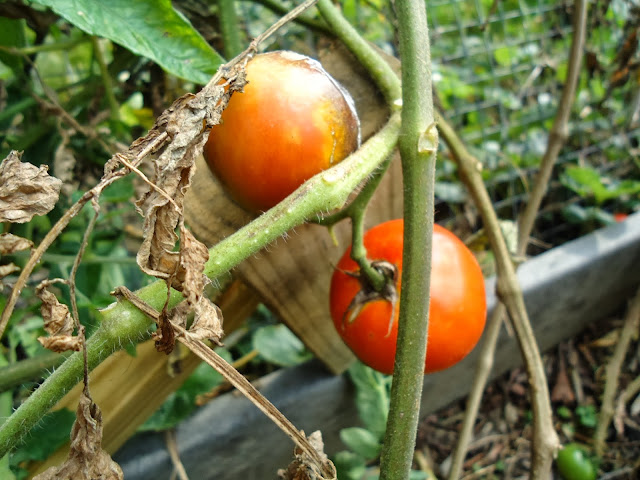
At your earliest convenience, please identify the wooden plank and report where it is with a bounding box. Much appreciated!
[183,42,401,374]
[115,213,640,479]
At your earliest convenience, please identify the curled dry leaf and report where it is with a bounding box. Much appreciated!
[134,81,240,282]
[179,225,209,306]
[36,284,82,353]
[0,150,62,223]
[0,263,20,280]
[33,390,123,480]
[188,296,224,344]
[0,232,33,254]
[278,431,336,480]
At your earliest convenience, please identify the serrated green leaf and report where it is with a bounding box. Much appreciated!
[347,362,391,439]
[333,450,367,480]
[32,0,224,83]
[340,427,381,460]
[253,324,312,367]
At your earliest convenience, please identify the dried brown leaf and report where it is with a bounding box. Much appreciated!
[153,303,184,354]
[0,232,33,254]
[38,335,82,353]
[33,390,123,480]
[0,263,20,280]
[278,431,336,480]
[551,352,575,404]
[0,150,62,223]
[189,296,224,344]
[179,225,209,306]
[134,68,246,283]
[36,285,81,353]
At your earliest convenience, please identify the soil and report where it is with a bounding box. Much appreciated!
[415,308,640,479]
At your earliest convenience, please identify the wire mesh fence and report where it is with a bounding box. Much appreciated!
[425,0,640,251]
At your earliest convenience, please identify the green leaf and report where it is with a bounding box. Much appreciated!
[0,18,26,75]
[140,349,231,431]
[32,0,224,83]
[493,46,516,67]
[253,325,312,367]
[576,405,597,429]
[340,427,381,460]
[562,166,640,204]
[347,362,391,439]
[333,450,367,480]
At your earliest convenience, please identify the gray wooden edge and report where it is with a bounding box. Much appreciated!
[114,213,640,479]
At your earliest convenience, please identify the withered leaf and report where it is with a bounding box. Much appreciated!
[135,69,246,283]
[189,296,224,344]
[37,285,81,353]
[153,304,181,355]
[278,431,336,480]
[33,390,123,480]
[0,263,20,279]
[0,150,62,223]
[0,232,33,255]
[179,225,209,306]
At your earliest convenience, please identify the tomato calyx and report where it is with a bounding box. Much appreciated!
[342,260,399,336]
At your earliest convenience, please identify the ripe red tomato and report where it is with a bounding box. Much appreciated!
[329,219,487,374]
[204,51,360,212]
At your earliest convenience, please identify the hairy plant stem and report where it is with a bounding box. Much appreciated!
[0,113,401,459]
[315,154,394,291]
[218,0,244,59]
[379,1,436,479]
[316,0,401,105]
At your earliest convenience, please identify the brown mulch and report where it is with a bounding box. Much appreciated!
[415,311,640,479]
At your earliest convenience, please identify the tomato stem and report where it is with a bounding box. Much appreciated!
[218,0,245,59]
[315,154,394,292]
[379,0,437,479]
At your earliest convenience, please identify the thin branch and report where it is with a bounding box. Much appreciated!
[593,286,640,456]
[517,0,588,254]
[448,1,588,477]
[165,430,190,480]
[438,116,559,480]
[316,0,401,105]
[175,324,336,478]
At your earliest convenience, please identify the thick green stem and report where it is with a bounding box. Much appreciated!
[91,37,120,122]
[218,0,244,59]
[0,352,69,393]
[380,1,436,479]
[316,0,401,105]
[0,113,401,458]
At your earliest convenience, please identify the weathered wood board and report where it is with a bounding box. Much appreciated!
[183,42,401,374]
[115,213,640,479]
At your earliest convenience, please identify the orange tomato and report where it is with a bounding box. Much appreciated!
[330,219,487,374]
[204,51,360,212]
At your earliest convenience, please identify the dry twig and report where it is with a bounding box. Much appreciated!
[447,1,588,478]
[594,286,640,456]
